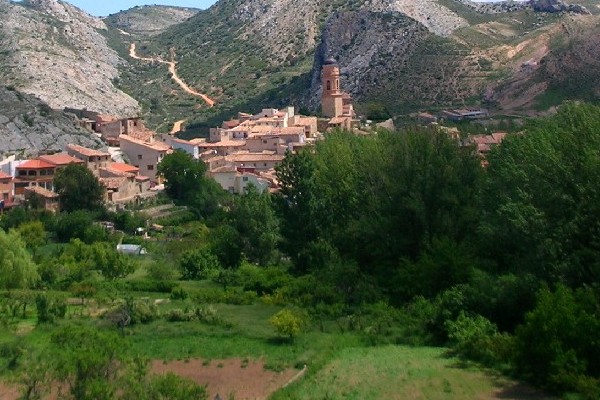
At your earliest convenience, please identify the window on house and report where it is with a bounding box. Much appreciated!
[242,177,249,182]
[3,193,8,200]
[147,165,154,171]
[264,163,267,167]
[40,170,46,176]
[138,155,143,160]
[28,171,36,176]
[18,170,26,176]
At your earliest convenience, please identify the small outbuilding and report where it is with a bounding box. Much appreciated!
[116,244,147,255]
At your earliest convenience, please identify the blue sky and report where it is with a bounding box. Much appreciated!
[63,1,218,16]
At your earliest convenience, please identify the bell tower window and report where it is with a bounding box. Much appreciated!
[326,81,331,91]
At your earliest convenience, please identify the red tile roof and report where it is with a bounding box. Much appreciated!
[0,171,11,179]
[39,153,84,166]
[17,159,55,169]
[109,163,139,174]
[67,144,111,158]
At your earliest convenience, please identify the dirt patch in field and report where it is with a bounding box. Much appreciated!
[151,358,299,400]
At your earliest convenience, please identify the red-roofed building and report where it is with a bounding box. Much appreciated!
[24,186,60,213]
[66,144,112,174]
[39,153,85,168]
[14,159,56,195]
[108,162,140,175]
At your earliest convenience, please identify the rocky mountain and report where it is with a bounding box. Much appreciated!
[0,0,139,117]
[115,0,599,125]
[0,86,104,157]
[104,5,199,36]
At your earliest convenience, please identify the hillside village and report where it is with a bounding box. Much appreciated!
[0,57,506,214]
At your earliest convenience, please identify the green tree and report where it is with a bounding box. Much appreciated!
[0,229,39,289]
[480,103,600,286]
[179,248,220,280]
[54,163,105,212]
[157,150,206,201]
[16,221,47,250]
[231,186,280,265]
[515,285,600,397]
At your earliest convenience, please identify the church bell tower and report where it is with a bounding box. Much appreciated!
[321,57,344,118]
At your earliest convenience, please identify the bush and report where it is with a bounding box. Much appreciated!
[170,286,188,300]
[269,308,306,341]
[446,311,513,366]
[35,293,67,324]
[179,248,220,280]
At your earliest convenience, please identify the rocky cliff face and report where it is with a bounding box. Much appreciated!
[0,0,139,117]
[0,86,104,157]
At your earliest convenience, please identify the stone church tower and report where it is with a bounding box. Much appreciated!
[321,57,344,118]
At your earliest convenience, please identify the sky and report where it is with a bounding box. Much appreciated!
[26,0,518,18]
[61,1,218,17]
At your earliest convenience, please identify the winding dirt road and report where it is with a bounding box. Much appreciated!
[129,43,215,107]
[171,119,185,133]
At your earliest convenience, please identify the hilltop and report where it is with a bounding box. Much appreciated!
[0,0,139,117]
[104,5,200,36]
[114,0,600,128]
[0,86,104,157]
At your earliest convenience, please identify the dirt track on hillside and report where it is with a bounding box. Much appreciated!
[129,43,215,107]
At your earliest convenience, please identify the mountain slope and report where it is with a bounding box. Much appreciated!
[0,86,104,157]
[0,0,139,117]
[104,5,200,36]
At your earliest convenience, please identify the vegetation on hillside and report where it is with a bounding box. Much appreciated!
[1,103,600,398]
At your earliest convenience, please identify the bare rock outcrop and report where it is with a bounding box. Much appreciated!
[0,87,105,157]
[0,0,139,118]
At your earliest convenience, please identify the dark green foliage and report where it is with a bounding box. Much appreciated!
[54,211,95,243]
[230,187,280,265]
[480,103,600,286]
[54,163,105,213]
[35,293,67,324]
[515,285,600,397]
[179,248,220,280]
[158,151,225,218]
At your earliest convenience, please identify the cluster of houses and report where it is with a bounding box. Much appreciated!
[0,57,506,214]
[0,59,361,212]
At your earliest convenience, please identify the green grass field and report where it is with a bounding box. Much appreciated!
[273,345,551,400]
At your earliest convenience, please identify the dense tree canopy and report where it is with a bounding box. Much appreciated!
[54,163,105,212]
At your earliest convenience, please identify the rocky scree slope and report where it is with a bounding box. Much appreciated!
[0,86,105,157]
[103,5,200,36]
[0,0,139,117]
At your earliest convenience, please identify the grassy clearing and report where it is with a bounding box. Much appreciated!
[273,345,548,400]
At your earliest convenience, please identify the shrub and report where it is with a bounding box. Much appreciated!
[446,311,513,366]
[170,286,188,300]
[179,248,220,280]
[269,308,306,341]
[35,293,67,324]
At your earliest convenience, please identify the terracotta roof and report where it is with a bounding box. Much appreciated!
[39,153,84,166]
[328,117,350,125]
[119,135,171,151]
[100,167,134,179]
[17,159,55,169]
[222,120,240,129]
[24,186,58,198]
[67,144,111,158]
[109,163,139,174]
[225,153,285,163]
[0,171,12,179]
[210,166,238,173]
[197,140,246,148]
[135,175,150,182]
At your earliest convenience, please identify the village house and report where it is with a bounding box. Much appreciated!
[469,132,508,156]
[66,144,112,174]
[0,170,14,208]
[98,167,151,204]
[14,159,56,195]
[24,186,60,213]
[119,134,171,183]
[209,166,271,195]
